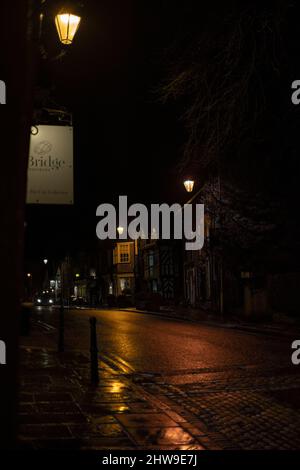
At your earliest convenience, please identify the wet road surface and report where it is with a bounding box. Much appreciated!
[34,307,295,379]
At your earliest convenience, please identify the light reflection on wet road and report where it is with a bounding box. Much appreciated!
[34,307,294,379]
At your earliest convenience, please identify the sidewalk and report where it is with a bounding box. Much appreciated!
[18,320,210,450]
[119,307,300,338]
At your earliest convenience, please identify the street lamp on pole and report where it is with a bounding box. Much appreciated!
[26,273,33,301]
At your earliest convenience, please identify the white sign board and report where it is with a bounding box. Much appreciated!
[26,125,74,205]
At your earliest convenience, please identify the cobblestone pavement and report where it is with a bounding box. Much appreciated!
[141,365,300,450]
[18,344,208,450]
[18,310,300,450]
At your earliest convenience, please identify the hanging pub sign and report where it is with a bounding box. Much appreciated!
[26,125,74,205]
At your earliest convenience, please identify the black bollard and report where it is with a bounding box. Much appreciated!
[58,299,64,353]
[89,316,99,385]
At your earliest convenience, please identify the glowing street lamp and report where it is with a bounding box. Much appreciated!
[55,9,81,45]
[27,273,32,278]
[183,179,195,193]
[43,259,48,265]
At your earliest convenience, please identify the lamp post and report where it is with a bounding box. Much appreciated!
[182,175,224,317]
[58,260,65,352]
[26,273,33,301]
[42,258,49,291]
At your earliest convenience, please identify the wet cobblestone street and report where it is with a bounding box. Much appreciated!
[18,307,300,450]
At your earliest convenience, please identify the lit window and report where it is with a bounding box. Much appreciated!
[152,279,158,293]
[120,278,131,292]
[120,253,129,263]
[119,244,130,263]
[148,252,155,276]
[113,243,131,264]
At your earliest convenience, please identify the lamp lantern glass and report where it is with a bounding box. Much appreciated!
[183,179,195,193]
[55,10,81,45]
